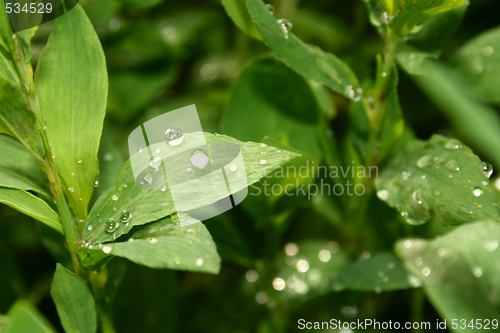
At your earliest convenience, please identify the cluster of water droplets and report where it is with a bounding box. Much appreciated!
[460,45,495,75]
[265,3,293,39]
[345,85,363,102]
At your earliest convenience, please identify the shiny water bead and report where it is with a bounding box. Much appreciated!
[165,127,184,146]
[149,156,162,169]
[119,210,132,223]
[105,219,118,233]
[190,149,210,168]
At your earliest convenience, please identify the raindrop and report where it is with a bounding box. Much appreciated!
[161,185,167,192]
[187,167,192,172]
[277,18,292,38]
[148,238,158,244]
[414,257,423,266]
[93,179,101,187]
[123,183,128,188]
[472,266,483,278]
[165,127,184,146]
[381,72,387,77]
[78,160,82,164]
[404,240,412,248]
[407,275,421,287]
[138,147,145,153]
[143,173,153,184]
[438,248,446,257]
[483,240,499,252]
[265,3,274,14]
[376,189,389,201]
[119,210,132,223]
[195,258,204,267]
[228,164,238,172]
[156,148,160,154]
[416,154,433,168]
[345,85,362,102]
[422,267,431,277]
[481,161,493,178]
[175,259,180,265]
[68,187,74,192]
[296,260,309,273]
[285,243,298,256]
[272,278,285,291]
[245,270,258,283]
[255,292,268,304]
[102,245,112,254]
[87,225,93,231]
[445,160,461,172]
[190,149,210,168]
[459,206,473,216]
[318,250,331,262]
[111,195,119,201]
[149,156,162,169]
[472,187,483,197]
[105,219,118,233]
[259,143,268,148]
[444,139,462,150]
[361,251,371,259]
[259,159,268,166]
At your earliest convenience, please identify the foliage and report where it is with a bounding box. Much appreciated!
[0,0,500,332]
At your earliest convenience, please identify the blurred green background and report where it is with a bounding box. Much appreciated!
[1,0,500,332]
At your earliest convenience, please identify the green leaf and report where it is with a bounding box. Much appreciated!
[388,0,466,37]
[376,135,500,226]
[80,216,221,274]
[395,221,500,327]
[83,132,300,244]
[0,77,43,160]
[0,0,14,51]
[246,0,359,98]
[4,301,56,333]
[413,60,500,169]
[222,0,261,39]
[452,26,500,103]
[0,188,62,233]
[36,4,107,220]
[51,264,97,333]
[333,252,414,293]
[0,134,50,197]
[221,55,322,160]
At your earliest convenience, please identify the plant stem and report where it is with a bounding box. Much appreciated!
[89,268,116,333]
[12,35,80,256]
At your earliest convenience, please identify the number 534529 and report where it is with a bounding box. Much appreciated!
[5,2,53,14]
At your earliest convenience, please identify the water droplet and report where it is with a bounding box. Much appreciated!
[408,275,421,287]
[272,278,285,291]
[381,72,387,77]
[245,270,258,283]
[404,240,412,248]
[285,243,298,256]
[119,210,132,223]
[445,160,460,172]
[483,240,499,252]
[175,259,180,265]
[111,195,119,201]
[481,161,493,178]
[265,3,274,14]
[414,257,423,266]
[417,154,433,168]
[161,185,167,192]
[318,250,331,262]
[422,267,431,277]
[149,156,162,169]
[472,187,483,197]
[190,149,210,168]
[143,173,153,184]
[87,225,93,231]
[277,18,292,38]
[138,147,145,153]
[472,266,483,278]
[105,219,118,233]
[102,245,112,254]
[438,248,446,257]
[459,206,473,216]
[259,143,267,149]
[148,238,158,244]
[482,181,488,186]
[165,127,184,146]
[444,139,462,150]
[123,183,128,188]
[227,163,238,172]
[155,148,160,154]
[259,159,268,166]
[68,187,74,192]
[93,179,101,187]
[195,258,204,267]
[377,189,390,201]
[482,46,494,57]
[361,251,371,259]
[345,85,362,102]
[78,160,82,164]
[255,292,268,304]
[296,259,309,273]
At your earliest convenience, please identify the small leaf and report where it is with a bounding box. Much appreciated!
[0,76,44,160]
[36,4,108,221]
[0,134,50,197]
[83,132,300,244]
[80,216,221,274]
[333,253,414,293]
[395,221,500,326]
[0,188,62,233]
[222,0,261,39]
[376,135,500,226]
[221,55,322,160]
[452,26,500,103]
[4,300,56,333]
[246,0,359,98]
[389,0,466,37]
[51,264,97,333]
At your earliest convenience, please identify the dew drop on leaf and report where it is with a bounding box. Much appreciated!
[472,266,483,278]
[445,160,461,172]
[259,159,268,166]
[245,270,258,283]
[102,245,112,254]
[296,259,309,273]
[148,238,158,244]
[483,240,499,252]
[190,149,209,168]
[318,250,331,262]
[149,156,162,169]
[138,147,145,153]
[143,172,153,184]
[228,164,238,172]
[422,267,431,277]
[105,219,118,233]
[165,127,184,146]
[376,189,389,201]
[119,210,132,223]
[481,161,493,178]
[276,18,292,38]
[272,278,285,291]
[472,187,483,197]
[444,139,462,150]
[416,154,433,168]
[265,3,274,14]
[111,195,118,201]
[196,258,204,267]
[93,179,101,187]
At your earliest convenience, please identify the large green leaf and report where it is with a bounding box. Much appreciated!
[83,132,300,244]
[0,0,14,52]
[0,135,50,197]
[51,264,97,333]
[36,5,107,221]
[395,221,500,328]
[246,0,360,98]
[222,0,261,40]
[396,1,469,75]
[0,188,62,233]
[79,216,220,273]
[0,77,43,159]
[332,252,414,293]
[221,56,321,160]
[413,60,500,169]
[4,301,56,333]
[388,0,466,37]
[452,26,500,103]
[376,135,500,226]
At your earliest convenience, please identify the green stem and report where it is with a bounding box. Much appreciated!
[89,268,116,333]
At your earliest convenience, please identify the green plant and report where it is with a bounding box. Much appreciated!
[1,0,500,332]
